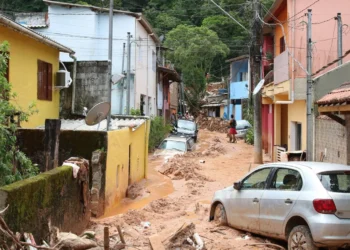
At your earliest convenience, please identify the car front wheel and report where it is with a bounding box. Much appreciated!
[288,225,318,250]
[213,203,227,226]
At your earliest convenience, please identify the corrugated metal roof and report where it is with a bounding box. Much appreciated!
[15,13,48,28]
[0,14,74,54]
[317,82,350,105]
[36,118,145,131]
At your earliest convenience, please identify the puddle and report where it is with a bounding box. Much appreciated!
[102,156,174,218]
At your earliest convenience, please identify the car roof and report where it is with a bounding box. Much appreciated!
[260,161,350,173]
[178,119,196,123]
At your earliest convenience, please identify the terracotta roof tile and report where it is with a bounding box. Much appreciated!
[317,82,350,105]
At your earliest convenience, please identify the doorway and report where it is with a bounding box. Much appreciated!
[291,122,302,151]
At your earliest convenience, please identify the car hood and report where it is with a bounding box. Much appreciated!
[154,149,185,159]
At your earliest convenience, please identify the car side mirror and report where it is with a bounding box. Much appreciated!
[233,182,242,190]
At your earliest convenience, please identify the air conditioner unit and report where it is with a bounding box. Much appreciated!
[55,70,72,89]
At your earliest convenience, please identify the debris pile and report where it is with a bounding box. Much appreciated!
[164,223,205,250]
[126,181,148,200]
[159,158,210,182]
[197,115,229,133]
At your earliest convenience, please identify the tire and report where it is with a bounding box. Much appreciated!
[213,203,227,226]
[194,136,197,143]
[288,225,318,250]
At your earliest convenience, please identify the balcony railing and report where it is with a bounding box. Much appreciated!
[274,51,289,84]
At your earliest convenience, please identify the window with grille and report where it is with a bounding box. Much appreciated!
[37,60,52,101]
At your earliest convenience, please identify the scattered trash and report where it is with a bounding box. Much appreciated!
[243,235,251,240]
[141,221,151,229]
[164,223,206,249]
[199,160,205,163]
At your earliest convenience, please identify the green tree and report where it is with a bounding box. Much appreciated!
[164,25,229,114]
[0,42,38,186]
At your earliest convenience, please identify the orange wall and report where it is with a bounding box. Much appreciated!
[274,5,288,57]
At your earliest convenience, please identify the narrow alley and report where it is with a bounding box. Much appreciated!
[90,130,279,250]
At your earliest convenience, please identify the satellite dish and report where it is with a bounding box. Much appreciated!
[253,79,265,95]
[85,102,111,130]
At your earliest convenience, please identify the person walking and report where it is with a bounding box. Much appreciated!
[228,114,237,143]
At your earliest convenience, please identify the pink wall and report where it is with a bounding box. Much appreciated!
[287,0,350,78]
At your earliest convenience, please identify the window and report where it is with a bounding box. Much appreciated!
[318,171,350,193]
[242,168,271,190]
[280,36,285,53]
[37,60,53,101]
[269,168,303,191]
[239,72,248,81]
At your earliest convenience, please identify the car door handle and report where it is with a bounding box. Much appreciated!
[253,198,259,203]
[285,199,293,205]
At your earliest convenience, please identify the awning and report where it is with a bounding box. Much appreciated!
[201,103,223,108]
[158,66,181,82]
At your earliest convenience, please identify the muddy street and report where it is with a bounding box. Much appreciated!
[90,130,278,250]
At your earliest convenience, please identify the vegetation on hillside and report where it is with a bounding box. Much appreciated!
[0,42,39,186]
[0,0,274,116]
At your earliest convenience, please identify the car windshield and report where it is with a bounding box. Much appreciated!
[236,120,251,130]
[178,120,196,131]
[318,171,350,193]
[159,140,186,152]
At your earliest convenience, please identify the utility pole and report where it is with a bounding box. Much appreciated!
[119,43,126,114]
[126,32,132,115]
[336,13,343,66]
[106,0,113,130]
[306,9,313,161]
[251,0,263,164]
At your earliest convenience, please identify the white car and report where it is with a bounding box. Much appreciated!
[154,135,195,160]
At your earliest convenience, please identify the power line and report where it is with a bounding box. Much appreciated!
[287,0,321,22]
[312,48,350,76]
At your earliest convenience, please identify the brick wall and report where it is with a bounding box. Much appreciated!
[315,116,346,164]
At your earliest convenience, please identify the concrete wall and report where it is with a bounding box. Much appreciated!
[60,61,109,117]
[169,82,179,111]
[104,120,149,212]
[288,100,307,151]
[16,129,107,173]
[0,25,60,128]
[315,116,347,164]
[0,166,90,242]
[314,61,350,102]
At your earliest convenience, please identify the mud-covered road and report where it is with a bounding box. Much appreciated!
[90,130,281,250]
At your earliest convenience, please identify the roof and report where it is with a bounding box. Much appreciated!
[36,118,145,131]
[201,102,226,108]
[164,136,188,142]
[225,55,249,63]
[43,0,160,44]
[14,13,48,28]
[259,162,350,173]
[263,0,286,23]
[317,82,350,105]
[158,66,181,82]
[0,14,74,53]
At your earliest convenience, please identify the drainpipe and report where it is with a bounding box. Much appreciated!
[69,53,77,114]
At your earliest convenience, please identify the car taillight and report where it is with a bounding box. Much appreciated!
[313,199,337,214]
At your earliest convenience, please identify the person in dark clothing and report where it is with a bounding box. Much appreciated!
[228,114,237,143]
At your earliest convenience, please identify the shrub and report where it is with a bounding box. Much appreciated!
[130,108,141,116]
[0,42,39,186]
[245,127,254,145]
[243,100,254,145]
[148,116,171,151]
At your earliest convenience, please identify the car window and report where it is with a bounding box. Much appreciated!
[241,168,271,190]
[318,171,350,193]
[178,120,196,131]
[269,168,303,191]
[236,120,251,130]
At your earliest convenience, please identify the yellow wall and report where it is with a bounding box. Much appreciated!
[288,100,307,151]
[274,4,288,57]
[105,121,149,210]
[0,26,60,128]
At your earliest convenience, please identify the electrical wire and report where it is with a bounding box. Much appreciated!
[287,0,321,22]
[256,13,309,75]
[326,20,337,62]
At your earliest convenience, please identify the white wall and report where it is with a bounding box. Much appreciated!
[134,21,157,116]
[37,5,156,115]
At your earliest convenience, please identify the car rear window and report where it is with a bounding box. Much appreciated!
[318,171,350,193]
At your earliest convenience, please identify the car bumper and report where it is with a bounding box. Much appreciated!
[309,214,350,247]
